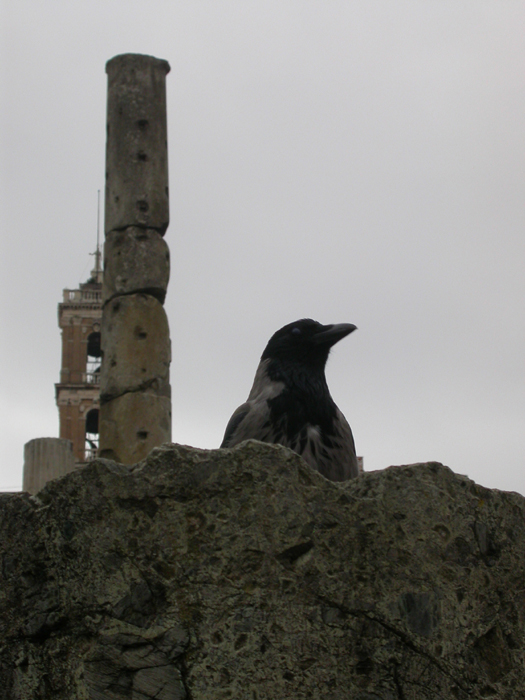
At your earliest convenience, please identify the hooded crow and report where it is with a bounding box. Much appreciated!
[220,318,359,481]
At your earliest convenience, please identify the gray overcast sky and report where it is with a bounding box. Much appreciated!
[1,1,524,494]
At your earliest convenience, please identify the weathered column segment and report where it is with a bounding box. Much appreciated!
[23,438,76,494]
[99,54,172,464]
[103,227,170,304]
[104,54,170,234]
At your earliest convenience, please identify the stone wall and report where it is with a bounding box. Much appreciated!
[1,441,524,698]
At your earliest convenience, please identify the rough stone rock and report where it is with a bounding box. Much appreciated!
[103,227,170,304]
[98,392,171,464]
[105,54,170,234]
[1,441,524,699]
[100,293,170,404]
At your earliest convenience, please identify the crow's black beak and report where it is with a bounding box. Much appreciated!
[313,323,357,347]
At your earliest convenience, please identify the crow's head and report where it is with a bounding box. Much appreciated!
[261,318,356,370]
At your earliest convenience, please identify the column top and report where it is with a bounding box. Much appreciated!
[106,53,171,76]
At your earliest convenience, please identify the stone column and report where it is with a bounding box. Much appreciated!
[99,54,172,465]
[23,438,76,494]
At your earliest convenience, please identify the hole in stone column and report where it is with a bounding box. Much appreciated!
[114,195,120,203]
[137,430,148,440]
[134,327,147,339]
[137,119,149,130]
[137,200,149,212]
[137,151,148,162]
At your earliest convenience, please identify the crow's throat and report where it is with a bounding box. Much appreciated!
[266,360,337,440]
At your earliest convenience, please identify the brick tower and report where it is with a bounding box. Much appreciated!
[55,250,103,463]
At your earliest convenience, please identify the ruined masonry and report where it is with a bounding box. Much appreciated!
[2,443,525,698]
[99,54,172,464]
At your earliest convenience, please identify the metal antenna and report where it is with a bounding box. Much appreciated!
[89,190,102,276]
[95,189,101,273]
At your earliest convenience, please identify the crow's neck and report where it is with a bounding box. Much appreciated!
[266,358,336,435]
[266,358,328,395]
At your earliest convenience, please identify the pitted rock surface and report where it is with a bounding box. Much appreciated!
[100,293,171,403]
[0,441,524,699]
[105,53,170,235]
[102,227,170,305]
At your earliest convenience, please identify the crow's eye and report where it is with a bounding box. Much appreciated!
[291,327,301,336]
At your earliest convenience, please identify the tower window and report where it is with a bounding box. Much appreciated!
[85,408,99,461]
[87,332,101,358]
[86,332,101,384]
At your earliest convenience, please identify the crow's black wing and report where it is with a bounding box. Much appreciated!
[315,407,359,481]
[220,404,250,448]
